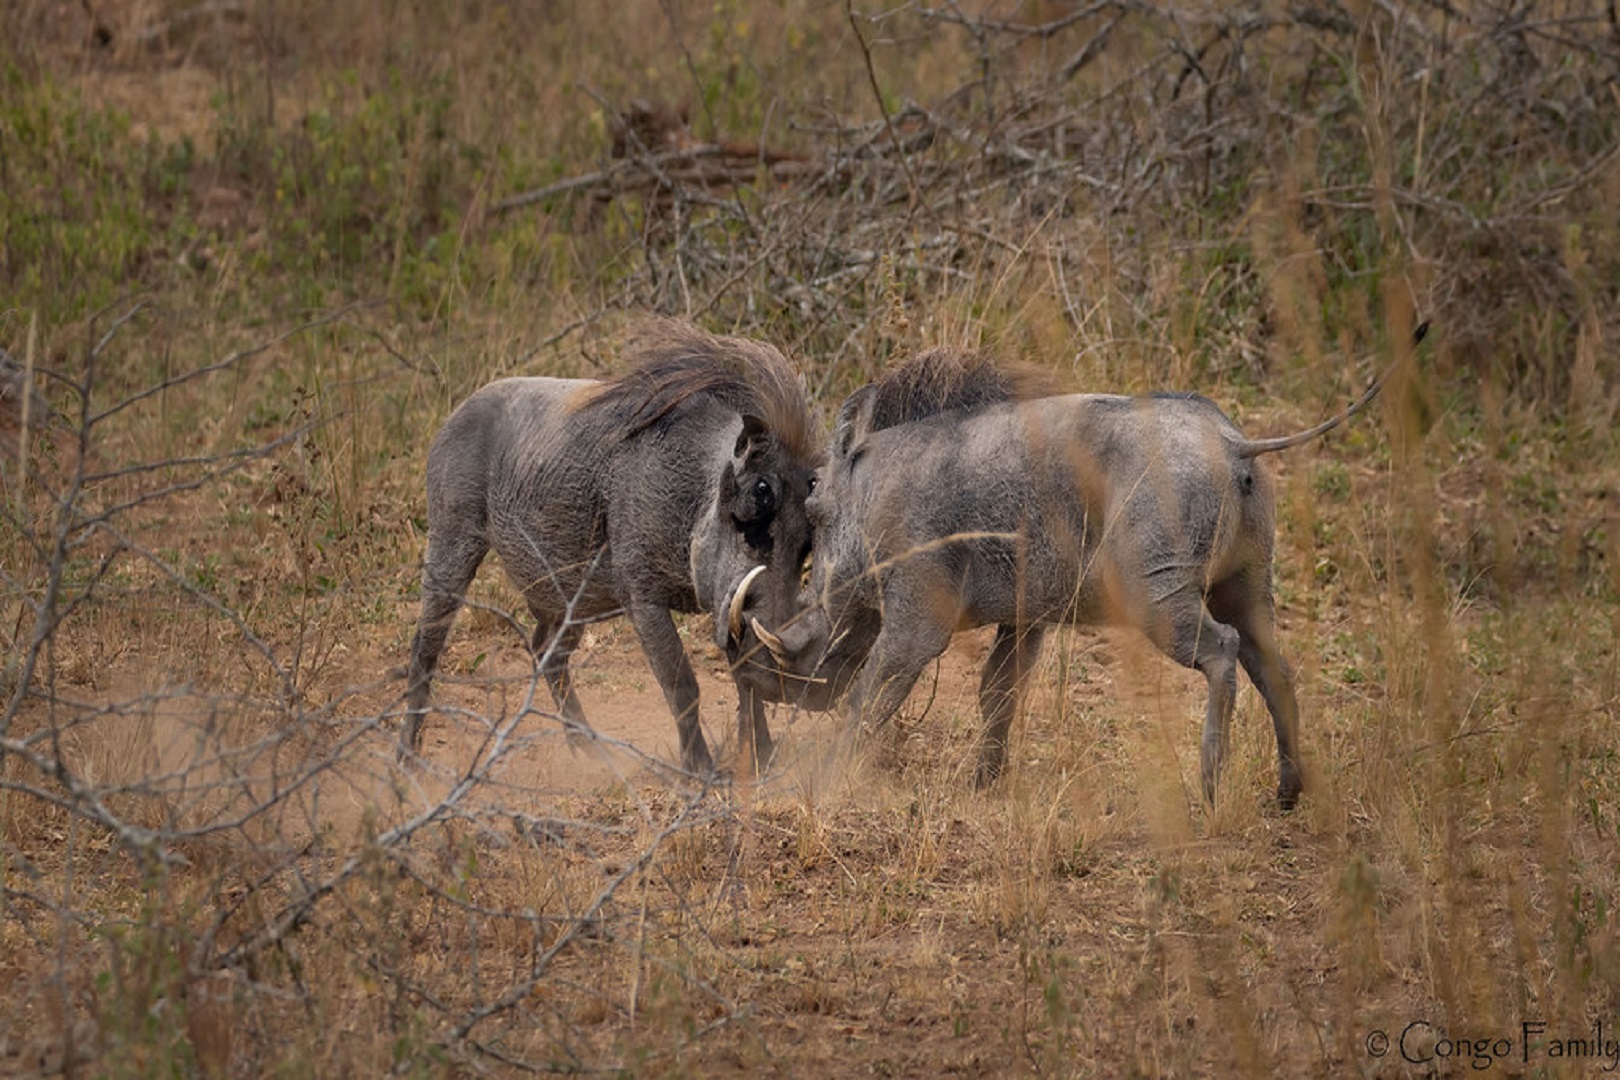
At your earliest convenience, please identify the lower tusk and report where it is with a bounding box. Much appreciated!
[749,616,789,663]
[728,564,766,641]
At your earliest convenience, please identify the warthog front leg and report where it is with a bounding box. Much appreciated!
[626,600,715,775]
[974,623,1047,788]
[840,605,954,763]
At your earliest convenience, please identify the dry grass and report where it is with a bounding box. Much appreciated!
[1,0,1618,1075]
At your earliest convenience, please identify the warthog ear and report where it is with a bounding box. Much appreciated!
[734,413,770,461]
[833,385,876,460]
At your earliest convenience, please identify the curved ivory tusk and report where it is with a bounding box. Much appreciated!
[749,616,789,664]
[728,564,766,640]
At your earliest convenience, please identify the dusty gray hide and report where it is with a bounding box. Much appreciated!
[404,321,821,775]
[740,331,1423,808]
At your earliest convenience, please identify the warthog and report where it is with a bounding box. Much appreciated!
[404,321,821,774]
[737,332,1424,808]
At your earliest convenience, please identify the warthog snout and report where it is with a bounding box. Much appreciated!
[726,592,870,715]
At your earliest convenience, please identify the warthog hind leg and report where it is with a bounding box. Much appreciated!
[531,614,590,750]
[974,623,1046,788]
[1153,606,1241,806]
[1208,577,1302,809]
[404,531,490,755]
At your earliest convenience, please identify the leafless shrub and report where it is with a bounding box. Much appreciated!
[488,1,1615,412]
[0,304,765,1074]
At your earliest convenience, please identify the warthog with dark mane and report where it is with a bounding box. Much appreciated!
[404,321,821,774]
[737,330,1424,808]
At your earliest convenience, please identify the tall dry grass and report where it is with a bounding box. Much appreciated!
[0,0,1616,1074]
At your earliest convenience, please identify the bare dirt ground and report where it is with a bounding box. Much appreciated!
[5,412,1591,1077]
[406,614,1129,804]
[358,612,1374,1077]
[6,556,1451,1077]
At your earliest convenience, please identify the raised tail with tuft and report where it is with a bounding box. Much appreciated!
[1232,320,1429,460]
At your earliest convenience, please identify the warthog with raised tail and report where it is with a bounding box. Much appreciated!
[404,320,821,774]
[737,329,1424,808]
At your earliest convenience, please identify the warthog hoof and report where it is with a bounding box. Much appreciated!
[561,720,596,757]
[1277,769,1303,812]
[972,748,1007,790]
[683,740,717,777]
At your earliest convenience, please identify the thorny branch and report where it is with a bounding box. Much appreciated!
[480,0,1615,394]
[2,296,746,1069]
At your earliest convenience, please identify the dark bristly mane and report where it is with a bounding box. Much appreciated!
[581,319,819,461]
[863,347,1053,433]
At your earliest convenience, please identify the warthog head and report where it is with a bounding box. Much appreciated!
[593,323,826,715]
[719,491,857,715]
[695,411,820,660]
[721,407,872,711]
[729,350,1039,711]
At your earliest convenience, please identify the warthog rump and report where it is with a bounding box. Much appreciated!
[741,329,1425,808]
[404,320,821,775]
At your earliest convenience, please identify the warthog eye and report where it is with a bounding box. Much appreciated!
[807,475,817,495]
[734,477,777,555]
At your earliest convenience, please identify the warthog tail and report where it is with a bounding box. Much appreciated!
[1231,320,1429,459]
